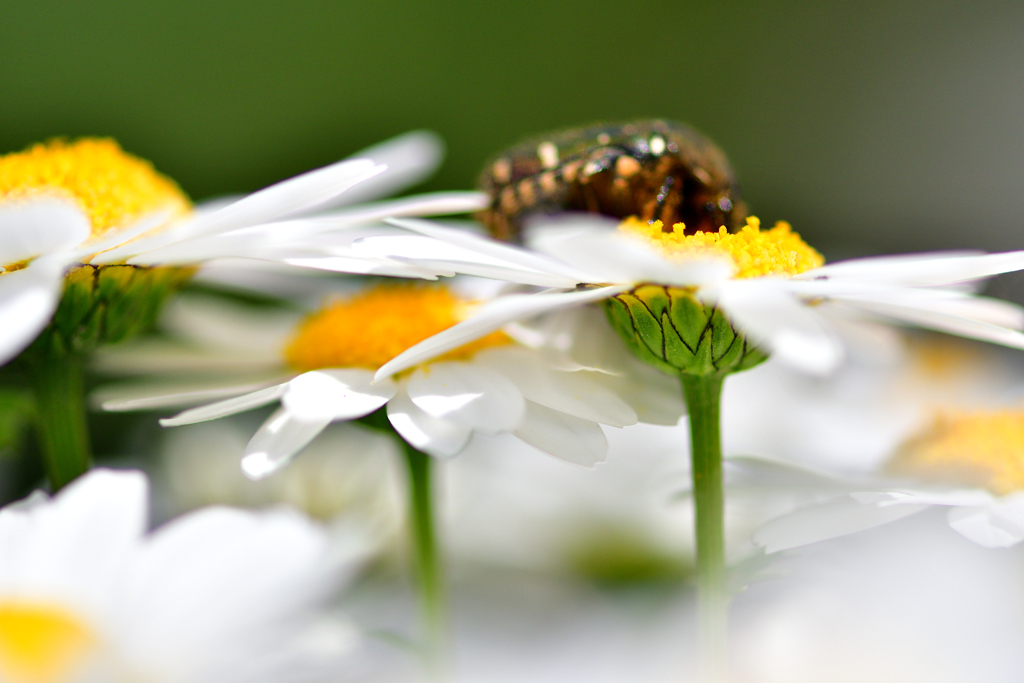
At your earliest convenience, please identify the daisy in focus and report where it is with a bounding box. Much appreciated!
[0,468,366,683]
[0,132,485,491]
[94,280,682,478]
[92,277,681,678]
[349,209,1024,680]
[351,215,1024,379]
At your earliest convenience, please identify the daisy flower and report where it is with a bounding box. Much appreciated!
[346,212,1024,679]
[0,468,368,683]
[94,278,681,678]
[95,281,680,477]
[354,215,1024,379]
[0,132,482,365]
[0,132,485,489]
[755,407,1024,552]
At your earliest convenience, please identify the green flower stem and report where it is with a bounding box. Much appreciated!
[25,351,93,490]
[401,442,450,681]
[681,373,728,683]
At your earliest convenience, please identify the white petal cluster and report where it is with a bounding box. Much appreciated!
[711,340,1024,550]
[0,132,488,365]
[96,287,683,478]
[755,473,1024,551]
[351,217,1024,378]
[0,469,364,683]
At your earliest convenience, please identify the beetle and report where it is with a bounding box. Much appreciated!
[476,119,746,242]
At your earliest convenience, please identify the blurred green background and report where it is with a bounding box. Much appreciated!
[4,0,1024,259]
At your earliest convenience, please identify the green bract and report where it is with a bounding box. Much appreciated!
[604,284,766,377]
[26,264,195,358]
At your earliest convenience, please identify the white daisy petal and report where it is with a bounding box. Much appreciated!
[269,192,490,241]
[172,159,387,237]
[0,199,90,264]
[850,488,995,508]
[374,285,629,380]
[513,400,608,467]
[839,296,1024,350]
[120,229,283,267]
[475,347,638,427]
[711,278,844,375]
[947,496,1024,548]
[143,194,491,268]
[356,237,580,287]
[798,250,1024,286]
[405,361,525,433]
[326,130,446,207]
[95,378,285,412]
[386,388,471,458]
[322,191,489,224]
[789,279,1024,328]
[382,218,593,283]
[0,258,65,364]
[592,363,686,426]
[754,496,930,553]
[274,253,444,279]
[82,207,178,263]
[282,369,396,422]
[889,294,1024,329]
[123,503,333,628]
[160,384,289,427]
[111,160,386,265]
[528,223,733,287]
[92,341,282,376]
[0,469,148,601]
[241,407,333,480]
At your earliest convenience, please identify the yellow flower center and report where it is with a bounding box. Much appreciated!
[0,138,190,238]
[284,284,511,372]
[0,603,95,683]
[889,410,1024,495]
[618,216,824,278]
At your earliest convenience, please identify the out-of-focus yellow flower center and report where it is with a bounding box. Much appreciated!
[0,138,190,238]
[285,284,511,372]
[890,410,1024,495]
[618,216,824,278]
[0,603,95,683]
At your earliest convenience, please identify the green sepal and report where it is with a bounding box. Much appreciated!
[603,285,767,377]
[27,264,195,357]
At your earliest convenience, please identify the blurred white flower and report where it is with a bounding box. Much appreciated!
[734,511,1024,683]
[350,215,1024,378]
[0,133,485,363]
[718,334,1024,550]
[0,468,367,683]
[157,418,403,534]
[444,423,804,581]
[94,280,681,478]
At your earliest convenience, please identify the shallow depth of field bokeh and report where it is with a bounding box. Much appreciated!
[5,3,1024,681]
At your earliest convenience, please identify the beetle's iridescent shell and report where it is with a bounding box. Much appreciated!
[477,119,746,242]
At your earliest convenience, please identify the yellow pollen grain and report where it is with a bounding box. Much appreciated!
[284,284,511,372]
[0,138,190,238]
[0,603,95,683]
[619,216,824,278]
[889,409,1024,495]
